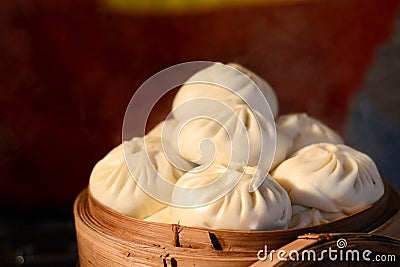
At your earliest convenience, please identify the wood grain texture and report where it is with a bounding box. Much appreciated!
[74,181,400,266]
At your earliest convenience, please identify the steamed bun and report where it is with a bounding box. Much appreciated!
[227,63,279,118]
[289,205,346,229]
[145,206,172,224]
[272,143,384,214]
[271,127,293,169]
[273,113,343,167]
[169,163,292,230]
[147,118,178,139]
[89,136,191,219]
[172,62,278,121]
[173,102,276,170]
[170,62,278,171]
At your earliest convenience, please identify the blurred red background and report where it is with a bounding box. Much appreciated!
[0,0,399,208]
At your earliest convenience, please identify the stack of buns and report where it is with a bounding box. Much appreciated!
[89,62,384,231]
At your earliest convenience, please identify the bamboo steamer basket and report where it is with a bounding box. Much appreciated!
[74,181,400,267]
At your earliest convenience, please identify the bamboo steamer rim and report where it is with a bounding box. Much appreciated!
[74,190,261,266]
[77,179,399,252]
[74,180,400,266]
